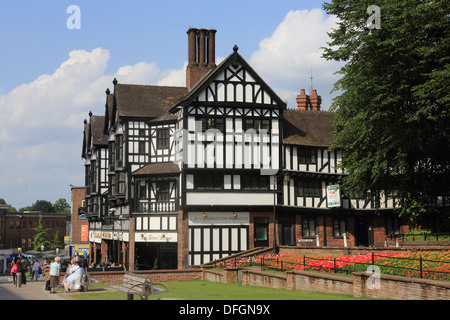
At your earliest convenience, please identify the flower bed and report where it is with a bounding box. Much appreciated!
[356,251,450,281]
[216,251,450,281]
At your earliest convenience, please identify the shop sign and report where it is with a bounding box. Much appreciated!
[81,225,88,242]
[188,212,249,226]
[327,185,341,208]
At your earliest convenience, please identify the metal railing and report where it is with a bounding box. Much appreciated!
[216,253,450,282]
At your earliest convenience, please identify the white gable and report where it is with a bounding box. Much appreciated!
[195,62,277,106]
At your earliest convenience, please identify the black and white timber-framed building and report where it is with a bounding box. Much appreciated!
[80,28,447,270]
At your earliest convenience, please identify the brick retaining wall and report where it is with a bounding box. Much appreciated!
[287,270,353,295]
[237,268,449,300]
[353,272,450,300]
[45,269,203,285]
[44,266,450,300]
[242,269,287,290]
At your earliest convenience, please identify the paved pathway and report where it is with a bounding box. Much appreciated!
[0,275,66,300]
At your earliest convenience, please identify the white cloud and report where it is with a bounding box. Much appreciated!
[0,47,187,207]
[157,61,187,87]
[0,48,189,138]
[0,8,343,207]
[0,48,111,132]
[250,8,343,109]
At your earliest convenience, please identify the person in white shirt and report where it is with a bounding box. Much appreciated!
[63,259,85,292]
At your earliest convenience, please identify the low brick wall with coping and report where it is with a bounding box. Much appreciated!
[353,272,450,300]
[44,268,203,285]
[44,266,450,299]
[217,268,450,300]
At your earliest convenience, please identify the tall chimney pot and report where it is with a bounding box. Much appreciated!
[310,90,322,111]
[296,89,310,111]
[186,27,217,90]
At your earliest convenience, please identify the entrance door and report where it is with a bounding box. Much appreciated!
[159,245,178,269]
[355,216,371,246]
[254,217,269,247]
[279,217,295,246]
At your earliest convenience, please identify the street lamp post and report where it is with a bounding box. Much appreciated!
[16,215,23,253]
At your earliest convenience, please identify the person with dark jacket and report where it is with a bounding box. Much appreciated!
[19,258,27,284]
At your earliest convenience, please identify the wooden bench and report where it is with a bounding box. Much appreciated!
[109,273,168,300]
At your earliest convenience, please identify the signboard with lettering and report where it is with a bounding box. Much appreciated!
[188,212,249,226]
[64,236,71,245]
[81,225,88,242]
[327,185,341,208]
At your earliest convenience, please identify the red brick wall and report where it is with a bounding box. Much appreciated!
[70,187,87,244]
[45,269,203,285]
[353,272,450,300]
[240,268,450,300]
[177,209,189,269]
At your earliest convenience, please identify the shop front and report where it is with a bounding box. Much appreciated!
[135,231,177,269]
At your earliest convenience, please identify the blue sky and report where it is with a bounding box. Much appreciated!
[0,1,343,210]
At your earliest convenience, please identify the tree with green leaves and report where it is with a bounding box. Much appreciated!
[49,231,62,250]
[322,0,450,223]
[32,216,50,251]
[32,200,54,213]
[53,198,71,214]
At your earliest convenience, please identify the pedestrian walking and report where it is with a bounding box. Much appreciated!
[32,260,41,281]
[10,260,19,285]
[19,257,27,285]
[49,257,61,294]
[41,260,49,277]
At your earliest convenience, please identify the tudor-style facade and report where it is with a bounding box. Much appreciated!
[172,40,286,266]
[82,113,109,223]
[280,91,406,248]
[81,27,439,271]
[95,82,187,269]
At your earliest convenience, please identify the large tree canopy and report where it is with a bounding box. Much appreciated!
[322,0,450,222]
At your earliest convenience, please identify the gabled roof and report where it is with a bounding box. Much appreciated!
[114,84,187,119]
[170,46,287,111]
[132,162,180,176]
[82,114,108,159]
[81,119,90,159]
[149,112,177,124]
[283,109,335,147]
[90,115,108,146]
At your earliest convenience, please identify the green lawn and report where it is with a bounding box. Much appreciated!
[66,280,382,300]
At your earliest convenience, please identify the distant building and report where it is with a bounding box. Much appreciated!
[0,205,68,272]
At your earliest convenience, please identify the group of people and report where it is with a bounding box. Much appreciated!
[48,257,85,294]
[10,257,47,285]
[9,256,86,294]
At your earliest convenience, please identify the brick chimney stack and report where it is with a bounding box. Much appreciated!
[296,89,311,111]
[310,89,322,111]
[296,89,321,111]
[186,28,217,90]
